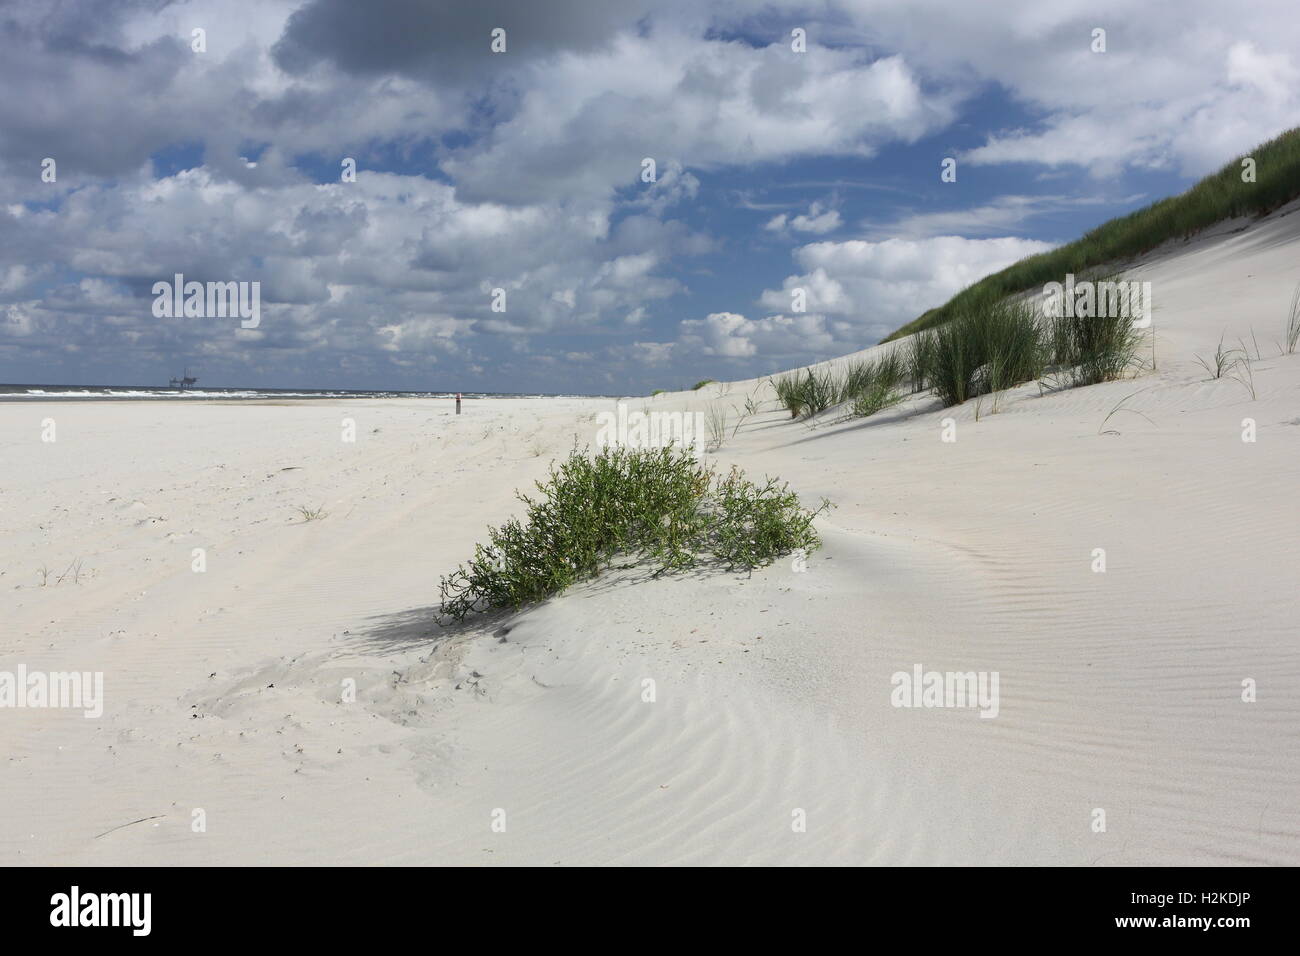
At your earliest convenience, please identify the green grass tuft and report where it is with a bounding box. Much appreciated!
[930,298,1046,407]
[1046,306,1145,389]
[848,380,904,418]
[771,367,838,419]
[835,352,906,419]
[906,330,937,393]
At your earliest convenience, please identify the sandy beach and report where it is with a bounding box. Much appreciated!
[4,202,1298,866]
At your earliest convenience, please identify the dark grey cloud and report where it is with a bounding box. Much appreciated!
[0,0,465,190]
[0,20,191,178]
[272,0,652,80]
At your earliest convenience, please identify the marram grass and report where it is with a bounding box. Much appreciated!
[772,350,909,422]
[771,367,838,419]
[769,291,1142,420]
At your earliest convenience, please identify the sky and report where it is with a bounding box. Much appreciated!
[1,0,1297,393]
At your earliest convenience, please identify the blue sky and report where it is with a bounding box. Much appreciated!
[1,0,1296,393]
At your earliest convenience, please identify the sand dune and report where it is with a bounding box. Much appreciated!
[3,204,1299,865]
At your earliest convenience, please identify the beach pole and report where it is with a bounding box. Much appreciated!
[456,392,462,415]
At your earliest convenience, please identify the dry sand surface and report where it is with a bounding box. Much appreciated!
[3,205,1299,865]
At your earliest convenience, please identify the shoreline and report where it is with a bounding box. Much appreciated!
[0,391,615,404]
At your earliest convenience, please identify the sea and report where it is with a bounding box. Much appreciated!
[0,383,600,402]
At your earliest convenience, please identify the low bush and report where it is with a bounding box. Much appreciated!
[437,447,828,622]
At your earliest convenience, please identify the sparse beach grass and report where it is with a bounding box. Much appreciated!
[705,404,728,450]
[1285,281,1300,354]
[1193,335,1243,380]
[295,504,329,522]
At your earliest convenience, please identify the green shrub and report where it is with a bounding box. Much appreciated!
[692,379,716,390]
[437,447,828,622]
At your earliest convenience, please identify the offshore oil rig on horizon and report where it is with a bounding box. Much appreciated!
[169,368,198,389]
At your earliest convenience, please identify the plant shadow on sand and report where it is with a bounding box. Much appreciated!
[353,604,507,655]
[356,558,771,658]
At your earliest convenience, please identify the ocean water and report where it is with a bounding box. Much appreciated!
[0,383,595,402]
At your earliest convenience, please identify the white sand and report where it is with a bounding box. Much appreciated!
[4,204,1299,865]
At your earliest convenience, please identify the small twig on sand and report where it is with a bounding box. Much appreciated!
[93,814,165,839]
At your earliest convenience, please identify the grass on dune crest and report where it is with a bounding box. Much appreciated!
[884,126,1300,343]
[437,446,829,622]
